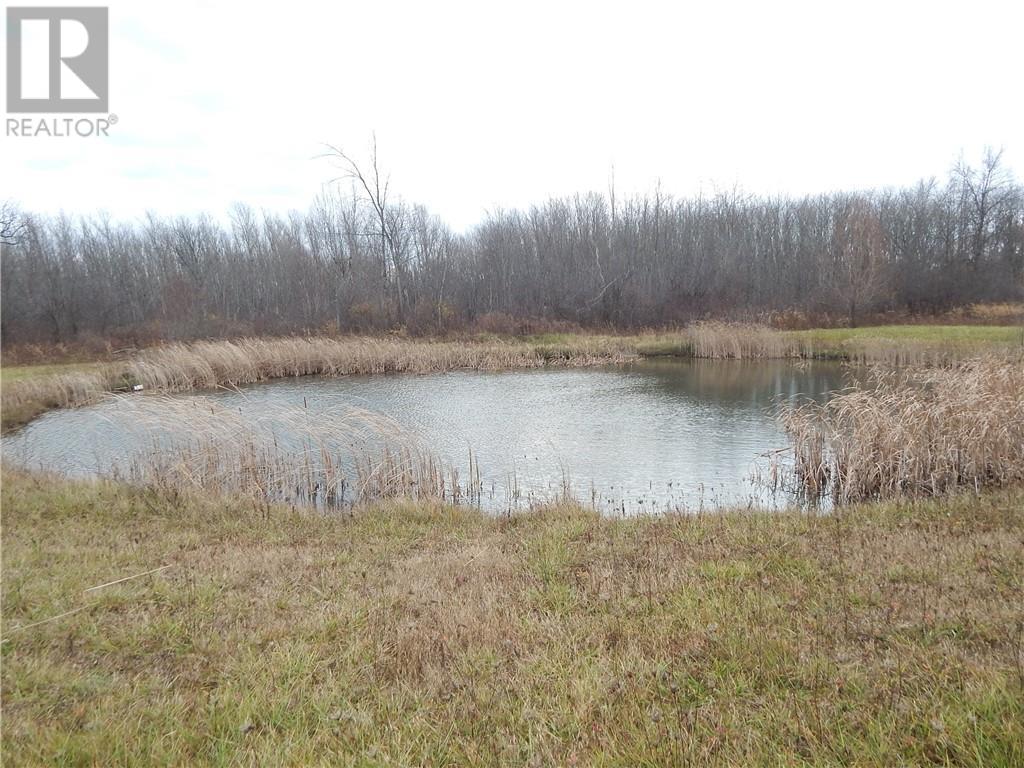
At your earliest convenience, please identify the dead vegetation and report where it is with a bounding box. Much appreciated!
[121,335,633,391]
[688,321,801,358]
[110,395,478,508]
[0,368,121,431]
[783,356,1024,503]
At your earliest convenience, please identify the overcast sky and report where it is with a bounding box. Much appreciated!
[4,0,1022,231]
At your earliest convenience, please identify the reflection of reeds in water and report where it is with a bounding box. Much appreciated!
[107,395,478,509]
[781,356,1024,503]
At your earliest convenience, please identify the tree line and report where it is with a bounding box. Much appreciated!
[2,148,1021,345]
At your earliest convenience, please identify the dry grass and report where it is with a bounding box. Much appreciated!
[122,336,635,393]
[0,368,122,431]
[0,362,108,384]
[945,301,1024,325]
[1,336,637,432]
[2,470,1022,766]
[788,325,1024,365]
[688,322,801,359]
[110,395,476,509]
[783,356,1024,503]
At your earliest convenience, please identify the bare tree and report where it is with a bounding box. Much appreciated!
[1,201,25,246]
[324,136,409,323]
[827,197,890,327]
[953,147,1015,267]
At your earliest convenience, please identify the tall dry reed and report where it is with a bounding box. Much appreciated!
[807,338,1014,366]
[108,395,476,508]
[782,356,1024,503]
[123,336,634,393]
[1,336,634,429]
[1,369,118,419]
[688,322,801,359]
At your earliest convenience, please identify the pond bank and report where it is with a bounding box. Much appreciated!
[3,323,1019,432]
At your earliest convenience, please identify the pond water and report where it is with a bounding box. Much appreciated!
[4,360,848,513]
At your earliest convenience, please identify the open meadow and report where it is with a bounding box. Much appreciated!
[2,472,1022,766]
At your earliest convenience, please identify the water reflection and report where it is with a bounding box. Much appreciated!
[4,359,848,514]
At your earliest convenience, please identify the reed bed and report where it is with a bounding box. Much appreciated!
[688,322,801,359]
[122,336,635,393]
[1,336,634,430]
[689,322,1021,363]
[1,369,112,409]
[105,395,476,508]
[0,368,120,429]
[782,356,1024,503]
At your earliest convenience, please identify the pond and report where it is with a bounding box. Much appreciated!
[4,359,848,514]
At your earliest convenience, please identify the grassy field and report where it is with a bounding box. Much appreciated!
[787,324,1024,344]
[1,471,1022,766]
[0,362,106,385]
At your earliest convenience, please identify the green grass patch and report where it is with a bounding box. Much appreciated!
[0,362,105,384]
[786,324,1024,346]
